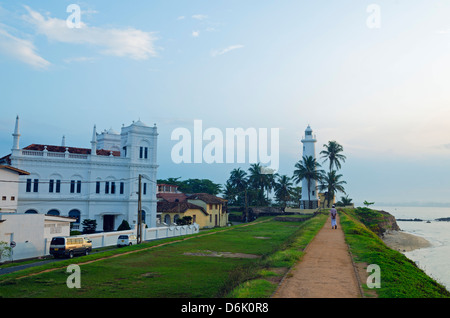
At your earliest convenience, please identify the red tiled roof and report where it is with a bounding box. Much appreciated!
[186,193,227,204]
[157,201,207,215]
[23,144,121,157]
[0,165,30,175]
[0,154,11,165]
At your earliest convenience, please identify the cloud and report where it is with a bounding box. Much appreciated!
[211,44,244,57]
[23,5,157,60]
[192,14,208,20]
[63,56,96,63]
[192,30,200,37]
[0,26,50,69]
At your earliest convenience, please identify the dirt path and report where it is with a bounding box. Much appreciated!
[272,214,362,298]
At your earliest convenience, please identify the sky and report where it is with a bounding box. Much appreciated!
[1,0,450,207]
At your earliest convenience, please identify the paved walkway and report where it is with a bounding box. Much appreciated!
[272,214,362,298]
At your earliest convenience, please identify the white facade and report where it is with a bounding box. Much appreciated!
[0,213,74,261]
[300,125,319,209]
[0,165,29,213]
[2,117,158,232]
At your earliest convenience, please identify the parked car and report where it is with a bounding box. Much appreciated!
[117,234,137,247]
[50,236,92,258]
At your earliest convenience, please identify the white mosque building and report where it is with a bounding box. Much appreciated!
[0,116,158,232]
[300,125,319,209]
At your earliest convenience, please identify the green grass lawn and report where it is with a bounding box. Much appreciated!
[0,215,327,298]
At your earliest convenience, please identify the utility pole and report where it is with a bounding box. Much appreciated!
[137,174,142,244]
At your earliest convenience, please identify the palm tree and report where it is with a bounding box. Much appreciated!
[319,170,347,208]
[292,156,324,209]
[337,195,353,207]
[248,163,270,206]
[274,175,293,212]
[320,141,346,172]
[222,180,238,205]
[228,168,250,220]
[229,168,248,191]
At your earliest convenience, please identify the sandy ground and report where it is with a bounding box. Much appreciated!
[382,230,431,252]
[272,215,362,298]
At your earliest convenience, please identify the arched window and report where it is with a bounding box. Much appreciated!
[47,209,60,216]
[69,209,81,224]
[173,214,180,224]
[141,210,146,224]
[164,214,171,224]
[25,209,38,214]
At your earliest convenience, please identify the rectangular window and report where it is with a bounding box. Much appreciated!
[33,179,39,193]
[10,196,15,201]
[120,182,124,194]
[77,180,81,193]
[111,182,116,194]
[105,181,110,194]
[55,180,61,193]
[70,180,75,193]
[26,179,32,192]
[96,181,100,194]
[1,196,6,201]
[143,183,147,195]
[49,179,54,193]
[144,147,148,159]
[139,146,143,158]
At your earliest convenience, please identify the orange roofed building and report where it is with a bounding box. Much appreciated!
[157,191,228,229]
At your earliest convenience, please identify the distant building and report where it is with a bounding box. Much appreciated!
[0,165,29,213]
[157,183,180,193]
[157,192,228,228]
[319,192,335,208]
[300,125,319,209]
[0,116,158,232]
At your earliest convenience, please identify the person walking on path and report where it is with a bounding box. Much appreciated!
[330,204,337,229]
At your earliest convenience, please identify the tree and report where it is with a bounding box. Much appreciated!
[292,156,324,209]
[319,170,347,208]
[337,195,353,207]
[117,220,131,231]
[82,219,97,234]
[288,186,302,208]
[222,180,238,205]
[274,175,293,212]
[248,163,271,206]
[320,141,346,172]
[227,168,249,221]
[157,177,222,195]
[363,200,375,207]
[177,216,192,225]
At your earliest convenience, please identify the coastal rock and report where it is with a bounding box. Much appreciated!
[377,210,401,232]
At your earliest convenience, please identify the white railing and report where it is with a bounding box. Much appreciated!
[21,149,88,160]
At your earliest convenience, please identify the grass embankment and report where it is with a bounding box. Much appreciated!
[340,208,450,298]
[0,214,327,298]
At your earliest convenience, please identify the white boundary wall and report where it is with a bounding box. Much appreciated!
[70,223,200,249]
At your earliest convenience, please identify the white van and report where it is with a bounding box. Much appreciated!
[50,236,92,258]
[117,234,137,247]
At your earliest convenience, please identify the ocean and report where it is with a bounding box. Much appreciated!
[374,206,450,293]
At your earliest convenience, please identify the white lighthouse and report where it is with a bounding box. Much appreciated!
[300,125,319,209]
